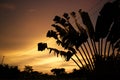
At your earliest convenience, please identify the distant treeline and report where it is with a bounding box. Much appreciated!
[1,54,120,80]
[0,64,88,80]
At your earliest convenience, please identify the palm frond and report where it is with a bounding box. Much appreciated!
[48,48,59,57]
[48,48,74,61]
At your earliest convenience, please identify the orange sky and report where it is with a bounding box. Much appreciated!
[0,0,113,74]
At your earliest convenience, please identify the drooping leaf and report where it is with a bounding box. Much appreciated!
[48,48,59,56]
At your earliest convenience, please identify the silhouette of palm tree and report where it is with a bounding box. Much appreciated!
[38,0,120,79]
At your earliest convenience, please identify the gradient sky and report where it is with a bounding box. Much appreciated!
[0,0,113,74]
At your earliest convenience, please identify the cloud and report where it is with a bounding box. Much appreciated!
[0,3,16,11]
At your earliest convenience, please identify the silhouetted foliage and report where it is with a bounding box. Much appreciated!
[38,42,47,51]
[38,0,120,79]
[0,64,20,80]
[51,68,66,76]
[24,65,33,73]
[0,63,83,80]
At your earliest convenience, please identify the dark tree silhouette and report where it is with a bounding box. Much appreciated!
[51,68,66,76]
[38,0,120,80]
[0,64,20,80]
[24,65,33,73]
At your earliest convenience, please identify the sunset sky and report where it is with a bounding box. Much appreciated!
[0,0,113,74]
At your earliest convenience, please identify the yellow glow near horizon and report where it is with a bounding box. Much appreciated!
[1,37,77,74]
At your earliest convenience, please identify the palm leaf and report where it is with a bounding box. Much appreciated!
[46,30,58,39]
[52,24,67,39]
[48,48,74,61]
[95,2,114,41]
[107,18,120,44]
[79,10,94,39]
[38,43,47,51]
[66,51,73,61]
[63,13,70,20]
[53,16,61,23]
[48,48,59,57]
